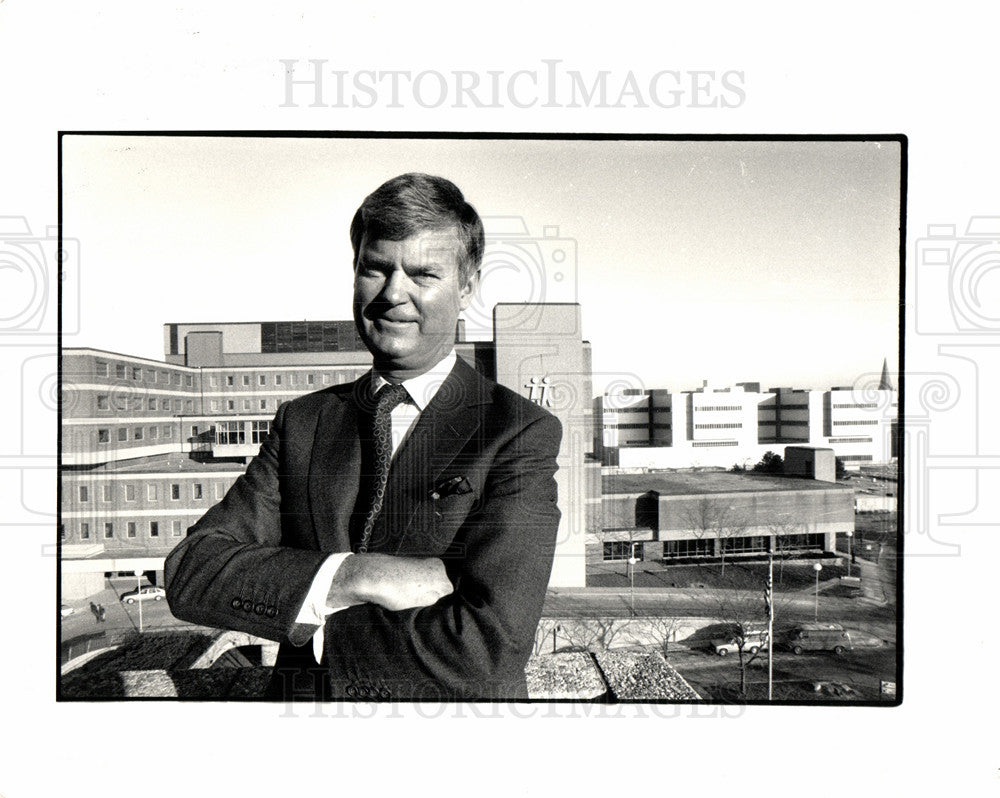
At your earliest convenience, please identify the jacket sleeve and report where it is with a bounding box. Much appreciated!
[321,412,562,700]
[164,402,329,643]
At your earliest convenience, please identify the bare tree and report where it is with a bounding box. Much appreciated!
[684,497,750,578]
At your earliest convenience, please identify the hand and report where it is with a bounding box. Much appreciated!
[328,553,453,611]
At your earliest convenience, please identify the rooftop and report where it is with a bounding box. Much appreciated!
[602,470,852,497]
[63,453,247,475]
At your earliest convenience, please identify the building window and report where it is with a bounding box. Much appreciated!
[79,485,89,502]
[102,484,112,502]
[80,522,90,540]
[162,398,170,411]
[210,375,218,387]
[185,399,193,411]
[323,374,332,385]
[118,428,128,442]
[172,520,182,537]
[217,421,245,445]
[132,367,142,380]
[149,521,159,538]
[193,484,203,500]
[275,374,282,386]
[150,427,158,440]
[171,484,180,500]
[148,398,157,410]
[191,425,199,437]
[115,364,126,379]
[147,484,158,501]
[215,483,225,499]
[185,375,193,387]
[96,361,109,377]
[164,426,172,439]
[125,484,136,501]
[289,373,297,386]
[96,395,109,410]
[307,374,315,385]
[243,399,251,411]
[259,375,266,386]
[104,523,114,539]
[602,541,644,561]
[662,538,715,558]
[133,427,143,441]
[227,375,234,386]
[227,400,235,410]
[259,400,267,411]
[151,370,157,383]
[242,375,250,386]
[251,420,271,444]
[97,429,110,443]
[209,399,218,411]
[127,522,137,538]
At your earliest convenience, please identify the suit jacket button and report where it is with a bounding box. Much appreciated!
[242,599,253,612]
[345,685,357,698]
[231,598,242,610]
[378,687,391,699]
[254,603,266,615]
[265,606,277,618]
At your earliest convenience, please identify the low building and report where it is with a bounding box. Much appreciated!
[591,470,854,569]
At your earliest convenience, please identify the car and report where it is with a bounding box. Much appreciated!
[120,585,166,604]
[711,630,769,657]
[787,623,853,655]
[60,604,75,617]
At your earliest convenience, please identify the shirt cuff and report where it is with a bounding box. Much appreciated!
[294,552,352,664]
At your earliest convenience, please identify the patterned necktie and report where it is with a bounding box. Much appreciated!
[357,382,410,553]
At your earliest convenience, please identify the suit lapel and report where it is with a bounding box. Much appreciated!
[307,383,366,554]
[375,358,488,553]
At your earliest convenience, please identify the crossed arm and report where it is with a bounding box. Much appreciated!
[165,401,562,698]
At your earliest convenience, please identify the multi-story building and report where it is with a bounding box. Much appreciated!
[598,370,897,470]
[61,307,599,597]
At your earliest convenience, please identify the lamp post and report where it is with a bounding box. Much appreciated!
[628,543,637,617]
[812,563,823,621]
[846,531,854,577]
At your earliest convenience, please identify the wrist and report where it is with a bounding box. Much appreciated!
[326,553,368,607]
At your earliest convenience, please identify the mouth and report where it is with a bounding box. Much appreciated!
[373,316,416,328]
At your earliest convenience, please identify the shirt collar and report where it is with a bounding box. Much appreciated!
[370,350,457,412]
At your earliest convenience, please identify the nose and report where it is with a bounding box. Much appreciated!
[380,266,409,305]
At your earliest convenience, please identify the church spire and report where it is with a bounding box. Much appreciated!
[879,357,894,391]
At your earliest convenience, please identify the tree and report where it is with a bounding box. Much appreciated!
[684,497,750,577]
[751,451,784,474]
[835,457,848,480]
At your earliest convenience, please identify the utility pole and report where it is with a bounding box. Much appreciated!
[766,546,774,701]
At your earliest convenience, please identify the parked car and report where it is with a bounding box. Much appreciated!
[711,629,769,656]
[60,604,75,617]
[787,623,853,655]
[120,585,166,604]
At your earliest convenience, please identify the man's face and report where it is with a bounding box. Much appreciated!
[353,229,478,378]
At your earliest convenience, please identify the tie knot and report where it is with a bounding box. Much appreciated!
[375,382,409,414]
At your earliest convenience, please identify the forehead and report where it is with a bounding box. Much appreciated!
[358,229,462,270]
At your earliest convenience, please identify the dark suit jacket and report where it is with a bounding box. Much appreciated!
[164,357,562,701]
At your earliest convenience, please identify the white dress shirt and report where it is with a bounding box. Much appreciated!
[293,350,458,663]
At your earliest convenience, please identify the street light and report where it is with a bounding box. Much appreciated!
[628,543,638,617]
[846,531,854,578]
[134,569,144,633]
[812,563,823,621]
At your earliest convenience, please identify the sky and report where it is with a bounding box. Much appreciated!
[62,135,901,394]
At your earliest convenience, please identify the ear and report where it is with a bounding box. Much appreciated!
[458,268,480,311]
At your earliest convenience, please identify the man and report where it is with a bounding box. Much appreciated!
[165,173,562,701]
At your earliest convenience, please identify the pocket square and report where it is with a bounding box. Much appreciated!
[430,475,473,500]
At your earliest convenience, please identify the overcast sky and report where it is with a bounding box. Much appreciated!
[62,135,901,394]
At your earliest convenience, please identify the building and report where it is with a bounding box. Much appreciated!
[592,469,854,569]
[597,373,897,470]
[61,306,599,597]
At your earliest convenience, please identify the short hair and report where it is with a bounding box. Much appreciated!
[350,173,485,282]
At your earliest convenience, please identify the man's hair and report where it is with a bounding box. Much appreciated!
[350,173,485,282]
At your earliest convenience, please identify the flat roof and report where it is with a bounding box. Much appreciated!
[602,470,852,497]
[63,453,247,475]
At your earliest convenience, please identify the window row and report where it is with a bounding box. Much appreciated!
[97,426,174,443]
[96,362,193,386]
[76,481,223,503]
[96,395,195,413]
[827,436,873,444]
[73,519,186,540]
[832,420,879,426]
[695,405,743,412]
[694,423,743,430]
[602,541,645,561]
[831,403,880,409]
[206,372,355,388]
[691,440,738,447]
